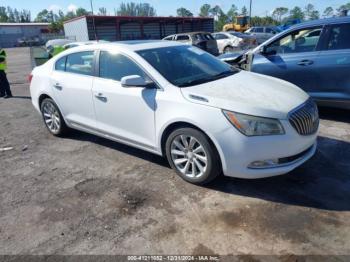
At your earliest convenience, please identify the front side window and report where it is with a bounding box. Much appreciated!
[65,51,94,76]
[255,27,264,33]
[326,23,350,50]
[137,45,238,87]
[266,27,322,54]
[55,56,66,71]
[99,51,147,82]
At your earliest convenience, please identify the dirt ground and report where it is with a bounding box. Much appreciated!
[0,47,350,256]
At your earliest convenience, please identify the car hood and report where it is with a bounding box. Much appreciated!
[180,70,309,119]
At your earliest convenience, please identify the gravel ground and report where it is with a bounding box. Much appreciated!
[0,47,349,257]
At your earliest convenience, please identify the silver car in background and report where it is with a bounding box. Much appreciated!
[163,32,219,56]
[213,32,257,53]
[245,26,281,44]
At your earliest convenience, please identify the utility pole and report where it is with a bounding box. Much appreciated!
[249,0,252,25]
[90,0,94,14]
[90,0,98,41]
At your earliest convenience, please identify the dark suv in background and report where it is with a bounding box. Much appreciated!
[163,32,219,56]
[234,17,350,109]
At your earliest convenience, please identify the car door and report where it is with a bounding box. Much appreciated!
[311,22,350,102]
[50,51,96,128]
[92,50,156,149]
[251,25,324,93]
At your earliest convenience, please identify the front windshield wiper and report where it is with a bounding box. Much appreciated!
[178,70,238,88]
[211,70,237,80]
[177,78,213,87]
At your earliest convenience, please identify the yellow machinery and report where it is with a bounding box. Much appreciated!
[223,15,250,32]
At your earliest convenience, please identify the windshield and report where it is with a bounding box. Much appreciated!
[137,45,238,87]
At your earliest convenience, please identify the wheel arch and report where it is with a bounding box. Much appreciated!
[223,45,234,50]
[159,121,224,170]
[38,93,52,108]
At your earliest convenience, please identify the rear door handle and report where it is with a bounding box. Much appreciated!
[94,93,107,102]
[53,83,62,90]
[297,60,314,66]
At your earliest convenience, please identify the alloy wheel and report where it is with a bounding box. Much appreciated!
[170,135,208,178]
[42,101,61,133]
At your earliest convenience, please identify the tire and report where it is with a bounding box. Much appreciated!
[165,128,222,185]
[223,46,234,53]
[40,98,69,136]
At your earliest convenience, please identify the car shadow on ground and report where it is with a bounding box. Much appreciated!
[65,115,350,212]
[12,96,31,100]
[67,130,170,168]
[208,135,350,212]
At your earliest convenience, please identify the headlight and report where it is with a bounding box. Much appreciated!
[223,110,285,136]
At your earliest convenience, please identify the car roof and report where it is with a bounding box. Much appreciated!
[58,40,185,54]
[290,16,350,30]
[175,32,212,36]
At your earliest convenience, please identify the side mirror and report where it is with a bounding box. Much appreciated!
[121,75,153,88]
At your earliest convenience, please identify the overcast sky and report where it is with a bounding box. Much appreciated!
[0,0,346,18]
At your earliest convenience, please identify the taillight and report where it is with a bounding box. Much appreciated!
[28,74,33,83]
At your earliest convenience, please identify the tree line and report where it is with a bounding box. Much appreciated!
[178,3,350,31]
[0,2,349,32]
[0,6,31,22]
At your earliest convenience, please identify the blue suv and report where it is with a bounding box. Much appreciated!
[240,17,350,109]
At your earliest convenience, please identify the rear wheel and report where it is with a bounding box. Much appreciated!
[165,128,221,185]
[40,98,69,136]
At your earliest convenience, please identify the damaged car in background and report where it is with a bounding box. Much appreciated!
[220,16,350,109]
[213,31,257,53]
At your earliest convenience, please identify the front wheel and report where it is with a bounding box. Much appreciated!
[40,98,69,136]
[165,128,221,185]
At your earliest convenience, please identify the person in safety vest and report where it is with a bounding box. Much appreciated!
[0,47,12,99]
[48,45,65,58]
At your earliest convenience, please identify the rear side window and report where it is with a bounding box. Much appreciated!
[55,56,66,71]
[266,28,277,34]
[99,51,146,82]
[65,51,94,76]
[326,23,350,50]
[255,27,264,33]
[203,33,214,40]
[176,35,190,41]
[214,34,228,40]
[164,36,173,41]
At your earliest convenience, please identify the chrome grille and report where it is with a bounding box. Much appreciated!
[289,99,319,136]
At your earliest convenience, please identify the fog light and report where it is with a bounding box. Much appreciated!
[248,159,279,169]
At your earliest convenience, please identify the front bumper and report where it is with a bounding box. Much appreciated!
[214,119,318,179]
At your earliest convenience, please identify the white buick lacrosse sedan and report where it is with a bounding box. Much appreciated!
[30,40,318,184]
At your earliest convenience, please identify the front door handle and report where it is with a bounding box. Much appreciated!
[94,93,107,102]
[53,83,62,90]
[297,60,314,66]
